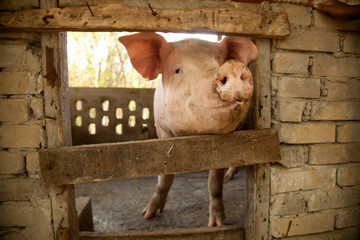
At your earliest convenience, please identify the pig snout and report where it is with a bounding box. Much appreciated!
[212,60,253,103]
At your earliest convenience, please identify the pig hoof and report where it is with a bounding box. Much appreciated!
[225,167,238,180]
[142,192,167,219]
[208,198,225,227]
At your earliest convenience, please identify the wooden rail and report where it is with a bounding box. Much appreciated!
[79,225,244,240]
[0,3,289,38]
[39,128,280,186]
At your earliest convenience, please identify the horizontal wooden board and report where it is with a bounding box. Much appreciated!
[39,129,280,186]
[0,3,289,38]
[79,224,243,240]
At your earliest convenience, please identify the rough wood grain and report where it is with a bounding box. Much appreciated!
[39,129,280,186]
[0,3,289,38]
[40,0,79,235]
[79,224,243,240]
[245,37,272,240]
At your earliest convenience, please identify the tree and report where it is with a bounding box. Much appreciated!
[67,32,158,88]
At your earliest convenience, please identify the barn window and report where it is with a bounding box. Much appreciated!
[67,32,251,232]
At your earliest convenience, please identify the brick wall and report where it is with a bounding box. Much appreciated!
[270,3,360,239]
[0,2,54,238]
[0,1,359,240]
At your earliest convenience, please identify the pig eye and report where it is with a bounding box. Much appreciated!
[175,68,182,74]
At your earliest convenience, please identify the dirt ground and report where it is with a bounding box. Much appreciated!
[75,168,247,232]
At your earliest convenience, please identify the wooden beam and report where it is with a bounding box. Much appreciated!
[79,224,244,240]
[0,3,289,38]
[39,129,280,186]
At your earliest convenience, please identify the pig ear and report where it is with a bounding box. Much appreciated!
[218,37,258,65]
[118,33,170,80]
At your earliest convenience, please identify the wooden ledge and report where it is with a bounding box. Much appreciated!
[0,3,289,38]
[79,224,244,240]
[39,129,280,186]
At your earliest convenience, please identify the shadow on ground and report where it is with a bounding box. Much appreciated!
[75,168,246,232]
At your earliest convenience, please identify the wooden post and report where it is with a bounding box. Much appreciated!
[41,1,79,239]
[245,36,272,240]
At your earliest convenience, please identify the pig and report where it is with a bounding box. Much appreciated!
[118,32,258,227]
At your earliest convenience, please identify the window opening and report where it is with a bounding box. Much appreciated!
[67,32,258,234]
[102,100,109,111]
[75,116,82,127]
[114,108,123,120]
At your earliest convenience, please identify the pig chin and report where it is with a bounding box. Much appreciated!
[166,97,251,136]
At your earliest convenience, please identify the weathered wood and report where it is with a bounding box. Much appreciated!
[246,37,272,240]
[79,224,243,240]
[39,129,280,186]
[76,197,94,232]
[41,0,79,236]
[0,3,289,38]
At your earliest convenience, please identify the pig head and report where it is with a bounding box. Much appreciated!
[119,33,258,138]
[119,32,258,226]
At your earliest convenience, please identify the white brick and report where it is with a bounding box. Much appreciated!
[337,164,360,186]
[0,44,41,72]
[0,99,29,123]
[0,201,53,240]
[270,3,311,28]
[30,97,44,119]
[26,151,41,177]
[274,99,307,122]
[301,187,360,212]
[337,123,360,143]
[279,227,360,240]
[270,211,334,238]
[327,78,360,99]
[271,166,336,194]
[270,192,306,216]
[272,52,309,75]
[311,101,360,121]
[277,77,320,98]
[0,178,48,202]
[0,124,45,148]
[309,143,360,165]
[279,145,308,168]
[336,206,360,228]
[278,123,335,144]
[312,55,360,78]
[0,151,25,174]
[343,34,360,54]
[0,72,38,95]
[276,29,339,52]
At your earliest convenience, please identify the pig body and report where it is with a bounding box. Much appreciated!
[119,33,258,226]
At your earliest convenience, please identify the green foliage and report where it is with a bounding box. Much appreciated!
[67,32,158,88]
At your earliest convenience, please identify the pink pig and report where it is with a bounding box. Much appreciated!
[118,33,258,227]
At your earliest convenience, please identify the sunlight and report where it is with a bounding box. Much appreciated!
[67,32,222,88]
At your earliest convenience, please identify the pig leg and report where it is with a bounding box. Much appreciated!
[225,167,238,180]
[142,174,174,219]
[208,168,226,226]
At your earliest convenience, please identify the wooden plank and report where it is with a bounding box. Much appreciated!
[42,31,79,240]
[39,129,280,186]
[79,225,243,240]
[76,197,94,232]
[40,0,79,237]
[0,3,289,38]
[246,37,272,240]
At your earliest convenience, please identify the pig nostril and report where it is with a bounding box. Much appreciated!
[220,76,227,85]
